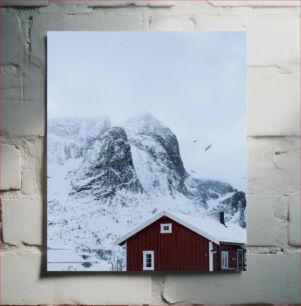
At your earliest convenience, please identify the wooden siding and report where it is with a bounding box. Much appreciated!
[125,216,210,272]
[218,244,244,271]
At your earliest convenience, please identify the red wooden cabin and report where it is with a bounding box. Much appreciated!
[117,211,246,272]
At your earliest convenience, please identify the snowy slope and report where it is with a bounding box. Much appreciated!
[47,114,246,271]
[48,117,111,165]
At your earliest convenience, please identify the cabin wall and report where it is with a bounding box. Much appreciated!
[126,216,210,271]
[219,244,243,271]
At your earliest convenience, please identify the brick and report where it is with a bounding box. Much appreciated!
[149,15,195,31]
[148,1,175,7]
[19,137,44,196]
[87,1,137,7]
[2,13,25,66]
[247,137,300,196]
[194,11,300,67]
[0,65,23,102]
[103,12,142,30]
[38,3,93,14]
[247,195,288,246]
[0,143,21,191]
[0,0,49,6]
[207,0,300,7]
[31,13,142,65]
[162,253,300,304]
[288,194,300,246]
[85,0,174,7]
[87,0,148,7]
[2,65,45,136]
[2,251,54,304]
[2,198,43,246]
[22,65,45,135]
[248,14,299,67]
[248,66,300,136]
[1,16,46,137]
[2,251,151,304]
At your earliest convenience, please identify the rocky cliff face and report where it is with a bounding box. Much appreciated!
[185,176,235,207]
[70,127,144,201]
[124,113,188,198]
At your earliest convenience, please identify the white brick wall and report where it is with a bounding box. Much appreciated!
[0,0,299,304]
[2,251,151,304]
[2,198,43,246]
[247,137,300,195]
[162,253,300,304]
[248,66,300,136]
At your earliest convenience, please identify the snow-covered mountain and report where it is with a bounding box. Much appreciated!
[47,113,246,271]
[70,126,144,201]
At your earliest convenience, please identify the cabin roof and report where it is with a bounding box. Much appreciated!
[116,211,246,246]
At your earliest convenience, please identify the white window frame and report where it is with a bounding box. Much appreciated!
[209,241,214,272]
[221,251,229,270]
[143,250,154,271]
[160,223,172,234]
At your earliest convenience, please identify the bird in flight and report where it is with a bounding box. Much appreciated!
[193,139,198,143]
[190,170,196,173]
[205,145,212,151]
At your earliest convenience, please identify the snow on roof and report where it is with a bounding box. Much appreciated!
[116,211,246,246]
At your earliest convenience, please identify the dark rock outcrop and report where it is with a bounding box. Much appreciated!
[70,127,143,200]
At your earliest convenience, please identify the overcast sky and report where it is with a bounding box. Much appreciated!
[48,31,246,191]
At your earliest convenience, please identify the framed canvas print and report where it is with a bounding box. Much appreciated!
[47,32,246,272]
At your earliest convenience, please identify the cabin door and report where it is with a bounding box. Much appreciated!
[237,249,243,271]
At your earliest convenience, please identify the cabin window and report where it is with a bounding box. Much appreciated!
[221,251,229,269]
[143,251,154,270]
[160,223,172,233]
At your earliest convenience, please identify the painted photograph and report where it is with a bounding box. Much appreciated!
[47,31,246,272]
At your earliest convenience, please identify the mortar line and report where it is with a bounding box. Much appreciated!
[0,2,3,304]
